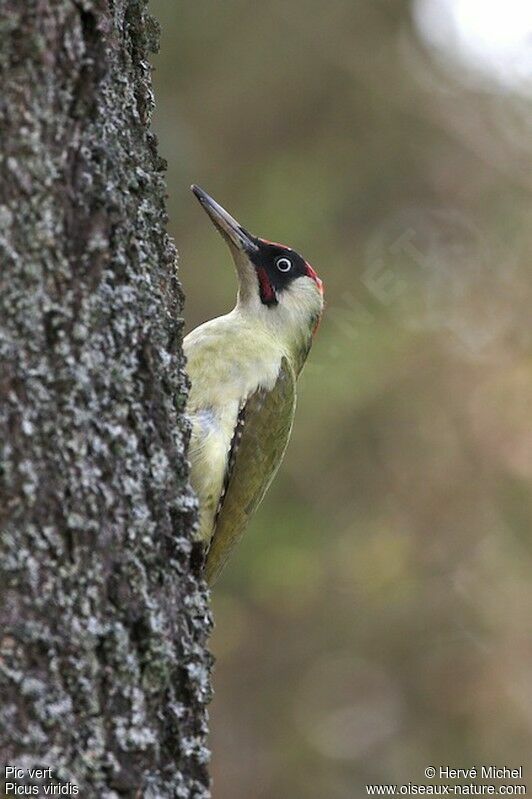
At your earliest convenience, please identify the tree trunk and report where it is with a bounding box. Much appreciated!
[0,2,211,797]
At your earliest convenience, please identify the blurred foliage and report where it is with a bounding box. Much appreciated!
[150,1,532,796]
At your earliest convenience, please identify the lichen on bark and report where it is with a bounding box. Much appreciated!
[0,2,211,797]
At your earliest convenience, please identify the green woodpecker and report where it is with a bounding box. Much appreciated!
[185,186,324,584]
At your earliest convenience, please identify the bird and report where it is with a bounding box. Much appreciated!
[184,185,324,584]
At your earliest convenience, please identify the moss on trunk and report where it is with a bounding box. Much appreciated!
[0,2,211,796]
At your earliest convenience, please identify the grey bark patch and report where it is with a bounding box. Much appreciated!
[0,1,212,797]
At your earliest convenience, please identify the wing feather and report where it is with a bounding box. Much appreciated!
[212,399,247,529]
[205,357,296,584]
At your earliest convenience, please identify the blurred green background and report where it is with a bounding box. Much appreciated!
[150,1,532,796]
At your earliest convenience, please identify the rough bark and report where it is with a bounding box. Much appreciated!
[0,2,211,797]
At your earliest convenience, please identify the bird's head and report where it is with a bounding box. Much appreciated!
[191,185,324,348]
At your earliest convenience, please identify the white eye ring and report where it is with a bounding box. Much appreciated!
[276,257,292,272]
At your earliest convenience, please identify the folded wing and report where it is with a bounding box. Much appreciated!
[205,357,296,584]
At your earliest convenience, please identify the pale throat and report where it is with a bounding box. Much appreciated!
[237,289,320,374]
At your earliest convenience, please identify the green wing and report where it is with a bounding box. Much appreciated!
[205,357,296,585]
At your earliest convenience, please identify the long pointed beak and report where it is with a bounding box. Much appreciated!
[191,185,258,254]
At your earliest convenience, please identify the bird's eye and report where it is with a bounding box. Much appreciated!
[276,257,292,272]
